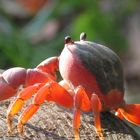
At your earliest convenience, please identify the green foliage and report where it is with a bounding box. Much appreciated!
[0,33,32,68]
[0,0,139,68]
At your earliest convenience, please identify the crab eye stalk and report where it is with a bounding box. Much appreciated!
[65,36,73,44]
[80,32,87,41]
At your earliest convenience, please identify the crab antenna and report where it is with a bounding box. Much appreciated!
[65,36,73,44]
[80,32,87,41]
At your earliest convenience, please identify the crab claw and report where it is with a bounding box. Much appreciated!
[0,75,16,101]
[0,57,59,102]
[0,67,27,101]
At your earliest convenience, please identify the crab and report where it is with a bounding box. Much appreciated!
[0,33,140,140]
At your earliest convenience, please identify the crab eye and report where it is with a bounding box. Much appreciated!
[80,32,87,41]
[65,36,72,44]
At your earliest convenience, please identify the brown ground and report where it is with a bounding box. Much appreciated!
[0,98,139,140]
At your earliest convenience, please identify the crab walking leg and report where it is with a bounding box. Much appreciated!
[116,104,140,125]
[73,86,90,140]
[59,80,75,97]
[7,83,44,133]
[90,94,104,140]
[17,81,73,134]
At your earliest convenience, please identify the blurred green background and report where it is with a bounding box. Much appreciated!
[0,0,140,136]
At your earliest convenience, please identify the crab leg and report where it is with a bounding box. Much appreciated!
[90,94,104,140]
[73,86,90,140]
[17,81,73,134]
[73,86,104,140]
[7,83,44,133]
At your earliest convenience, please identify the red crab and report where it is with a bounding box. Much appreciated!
[0,33,140,140]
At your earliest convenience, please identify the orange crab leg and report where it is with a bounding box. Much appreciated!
[73,86,90,140]
[73,86,104,140]
[116,104,140,126]
[59,80,74,97]
[17,81,73,134]
[7,83,44,133]
[90,94,104,140]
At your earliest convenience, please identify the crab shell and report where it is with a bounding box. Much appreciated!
[59,39,125,110]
